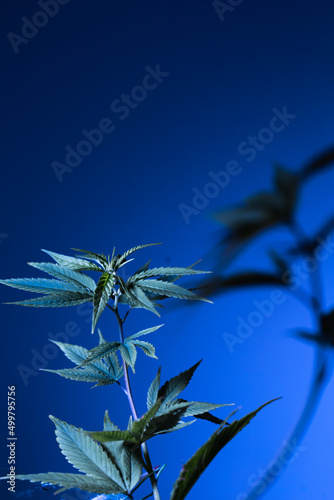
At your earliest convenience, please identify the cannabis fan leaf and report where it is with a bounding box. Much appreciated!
[41,339,123,387]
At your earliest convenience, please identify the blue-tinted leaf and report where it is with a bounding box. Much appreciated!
[42,249,103,271]
[120,446,143,491]
[125,284,161,316]
[147,367,161,410]
[150,420,195,436]
[115,244,162,269]
[130,399,162,442]
[92,272,115,333]
[89,429,137,444]
[42,366,120,386]
[50,340,88,365]
[0,277,81,294]
[49,416,126,488]
[126,324,164,341]
[143,406,191,440]
[91,402,163,447]
[130,266,211,282]
[51,340,123,383]
[13,472,125,495]
[157,400,229,418]
[119,342,137,372]
[97,336,123,379]
[6,291,93,308]
[81,341,121,366]
[28,262,96,292]
[136,279,212,303]
[100,411,125,481]
[132,340,157,359]
[158,361,202,405]
[104,350,123,379]
[72,248,108,267]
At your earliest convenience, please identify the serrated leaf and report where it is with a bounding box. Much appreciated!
[49,415,126,489]
[132,340,157,359]
[6,291,93,308]
[119,342,137,372]
[136,279,212,303]
[92,272,115,333]
[147,367,161,410]
[120,446,143,491]
[50,340,89,365]
[104,410,119,432]
[176,398,234,422]
[98,328,106,344]
[46,340,123,385]
[130,399,162,442]
[42,249,103,272]
[42,366,120,387]
[126,324,164,341]
[158,361,202,406]
[102,349,123,379]
[81,341,121,366]
[129,266,211,282]
[28,262,96,292]
[0,277,81,294]
[72,248,108,267]
[150,420,195,436]
[91,401,163,448]
[115,244,162,269]
[143,406,191,440]
[170,399,280,500]
[13,472,125,495]
[157,400,229,419]
[101,411,124,476]
[125,284,161,316]
[89,429,138,444]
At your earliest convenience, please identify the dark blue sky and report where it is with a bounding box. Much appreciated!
[1,1,334,499]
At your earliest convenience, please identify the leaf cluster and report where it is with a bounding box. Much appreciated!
[89,361,230,447]
[0,244,212,333]
[15,414,143,496]
[41,334,123,388]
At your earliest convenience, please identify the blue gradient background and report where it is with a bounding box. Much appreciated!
[1,1,334,499]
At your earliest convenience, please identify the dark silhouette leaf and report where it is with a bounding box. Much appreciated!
[170,399,280,500]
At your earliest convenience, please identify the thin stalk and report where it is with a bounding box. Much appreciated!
[246,222,331,499]
[113,307,161,500]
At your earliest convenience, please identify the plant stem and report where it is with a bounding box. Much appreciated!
[113,307,161,500]
[246,222,331,499]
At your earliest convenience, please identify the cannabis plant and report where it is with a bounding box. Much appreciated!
[0,244,275,500]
